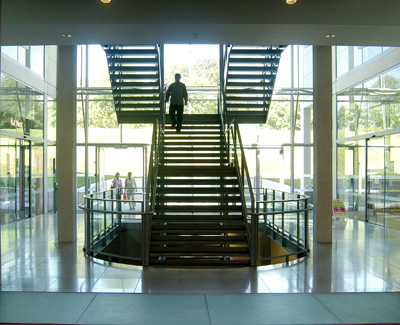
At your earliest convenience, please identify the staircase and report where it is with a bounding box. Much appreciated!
[150,119,250,266]
[224,45,286,123]
[103,45,163,123]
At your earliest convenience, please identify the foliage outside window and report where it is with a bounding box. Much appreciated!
[0,74,44,138]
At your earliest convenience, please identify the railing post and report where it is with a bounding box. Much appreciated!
[85,196,92,256]
[281,192,285,246]
[305,197,310,251]
[250,213,259,267]
[297,194,300,246]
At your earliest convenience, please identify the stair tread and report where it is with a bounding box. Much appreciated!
[157,187,239,193]
[150,259,250,266]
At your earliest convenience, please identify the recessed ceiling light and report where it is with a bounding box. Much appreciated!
[100,0,112,3]
[325,34,336,38]
[286,0,297,4]
[62,33,72,38]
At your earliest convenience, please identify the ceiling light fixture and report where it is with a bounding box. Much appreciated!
[286,0,297,4]
[100,0,112,3]
[62,33,72,38]
[325,34,336,38]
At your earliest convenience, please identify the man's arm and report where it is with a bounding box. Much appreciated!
[183,84,188,105]
[165,85,171,102]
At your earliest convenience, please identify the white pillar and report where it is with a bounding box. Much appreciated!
[56,45,77,242]
[313,46,333,243]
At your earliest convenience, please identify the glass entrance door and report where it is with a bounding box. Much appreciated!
[0,137,33,224]
[95,146,145,192]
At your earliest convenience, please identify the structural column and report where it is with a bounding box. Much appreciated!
[56,45,77,242]
[313,46,333,243]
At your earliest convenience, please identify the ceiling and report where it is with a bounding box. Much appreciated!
[2,0,400,47]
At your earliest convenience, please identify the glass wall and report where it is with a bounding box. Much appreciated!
[336,59,400,230]
[1,45,54,224]
[2,46,45,78]
[76,45,153,203]
[0,74,44,138]
[239,45,314,196]
[336,46,391,78]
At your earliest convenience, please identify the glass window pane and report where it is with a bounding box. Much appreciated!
[18,46,28,67]
[2,46,18,61]
[47,96,56,141]
[30,46,44,77]
[88,45,110,87]
[88,94,119,143]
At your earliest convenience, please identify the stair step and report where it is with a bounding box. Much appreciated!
[151,246,249,253]
[112,81,160,88]
[150,251,249,257]
[155,205,242,212]
[152,224,245,231]
[166,125,220,130]
[225,89,273,95]
[156,187,239,194]
[161,153,226,158]
[226,81,274,88]
[225,96,271,102]
[153,214,243,222]
[107,57,159,64]
[227,66,279,73]
[157,179,238,186]
[104,48,158,56]
[150,259,250,266]
[227,74,275,81]
[162,147,226,152]
[109,66,159,73]
[116,96,160,102]
[163,141,225,146]
[151,235,248,243]
[162,159,228,164]
[110,74,159,81]
[229,57,280,64]
[156,196,240,203]
[152,230,246,235]
[164,135,223,140]
[158,166,235,177]
[113,89,161,95]
[164,130,221,135]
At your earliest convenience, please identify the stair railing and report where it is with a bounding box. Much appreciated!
[225,121,256,263]
[157,45,166,128]
[143,118,163,266]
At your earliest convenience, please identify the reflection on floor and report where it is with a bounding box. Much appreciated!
[1,213,400,294]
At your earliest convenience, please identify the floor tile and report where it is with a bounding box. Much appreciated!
[315,292,400,324]
[206,294,341,324]
[78,294,210,325]
[0,292,96,324]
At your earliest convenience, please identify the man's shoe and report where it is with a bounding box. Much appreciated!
[171,124,176,129]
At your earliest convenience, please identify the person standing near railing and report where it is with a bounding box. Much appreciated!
[111,172,123,211]
[124,172,137,210]
[166,73,188,132]
[111,172,122,189]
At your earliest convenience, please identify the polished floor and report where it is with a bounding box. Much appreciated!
[1,213,400,324]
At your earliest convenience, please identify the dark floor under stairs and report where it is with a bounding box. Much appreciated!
[150,121,250,266]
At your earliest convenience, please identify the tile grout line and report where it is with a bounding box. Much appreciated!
[75,293,98,324]
[204,294,212,325]
[312,293,345,324]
